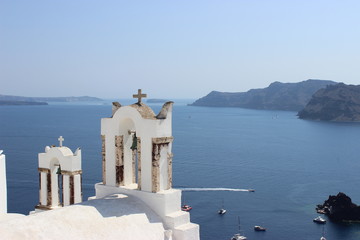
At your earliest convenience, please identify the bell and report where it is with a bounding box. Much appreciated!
[130,133,137,150]
[56,165,62,175]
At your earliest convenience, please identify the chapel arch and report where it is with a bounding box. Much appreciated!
[100,90,175,192]
[49,158,62,207]
[115,118,142,188]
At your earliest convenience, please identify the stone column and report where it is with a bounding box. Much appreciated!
[74,173,82,204]
[47,171,52,207]
[37,168,50,207]
[167,153,173,189]
[62,174,70,206]
[115,135,124,186]
[69,175,74,205]
[61,170,82,206]
[152,137,173,193]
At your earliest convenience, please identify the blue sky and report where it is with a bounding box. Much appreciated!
[1,0,360,99]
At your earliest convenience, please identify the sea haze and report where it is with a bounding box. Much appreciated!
[0,100,360,240]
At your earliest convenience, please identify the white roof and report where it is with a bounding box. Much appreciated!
[0,194,166,240]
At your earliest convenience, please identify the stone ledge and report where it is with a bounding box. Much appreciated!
[35,204,62,211]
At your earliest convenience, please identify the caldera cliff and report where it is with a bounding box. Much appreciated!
[190,79,336,111]
[298,83,360,122]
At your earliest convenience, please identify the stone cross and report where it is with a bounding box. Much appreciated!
[133,89,147,103]
[58,136,64,147]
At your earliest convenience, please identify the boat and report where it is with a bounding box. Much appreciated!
[231,233,247,240]
[218,208,227,215]
[313,216,326,224]
[254,225,266,231]
[230,216,247,240]
[248,189,255,192]
[181,204,192,211]
[218,199,226,215]
[320,225,326,240]
[181,195,192,211]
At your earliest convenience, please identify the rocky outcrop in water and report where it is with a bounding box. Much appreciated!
[298,83,360,121]
[190,79,336,111]
[316,192,360,222]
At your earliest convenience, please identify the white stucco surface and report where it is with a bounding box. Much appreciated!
[0,194,166,240]
[0,213,25,223]
[0,152,7,214]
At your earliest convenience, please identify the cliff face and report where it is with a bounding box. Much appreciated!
[190,79,337,111]
[298,83,360,122]
[317,192,360,222]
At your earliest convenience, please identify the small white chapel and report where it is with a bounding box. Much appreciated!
[0,90,200,240]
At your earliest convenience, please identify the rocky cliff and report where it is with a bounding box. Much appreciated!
[298,83,360,121]
[190,79,337,111]
[316,192,360,222]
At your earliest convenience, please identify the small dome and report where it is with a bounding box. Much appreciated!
[129,102,156,119]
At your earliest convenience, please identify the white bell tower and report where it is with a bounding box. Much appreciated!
[99,89,174,192]
[35,137,82,211]
[95,89,199,240]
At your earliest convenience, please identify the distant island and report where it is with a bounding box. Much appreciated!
[190,79,337,111]
[0,100,48,106]
[298,83,360,122]
[316,192,360,222]
[0,94,102,106]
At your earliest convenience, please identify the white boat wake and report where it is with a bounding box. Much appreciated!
[179,188,252,192]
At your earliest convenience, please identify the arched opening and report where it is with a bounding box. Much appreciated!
[118,118,140,187]
[130,132,140,185]
[49,158,63,207]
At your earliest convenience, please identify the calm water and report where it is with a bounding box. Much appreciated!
[1,100,360,240]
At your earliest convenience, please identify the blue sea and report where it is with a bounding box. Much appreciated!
[1,100,360,240]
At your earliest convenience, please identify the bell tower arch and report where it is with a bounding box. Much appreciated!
[35,137,82,211]
[100,91,174,192]
[96,89,199,240]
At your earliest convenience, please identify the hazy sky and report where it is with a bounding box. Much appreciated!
[1,1,360,99]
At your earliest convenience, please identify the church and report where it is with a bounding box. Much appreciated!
[0,90,200,240]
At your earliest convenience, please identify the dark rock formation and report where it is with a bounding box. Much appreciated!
[190,79,337,111]
[316,192,360,222]
[298,83,360,121]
